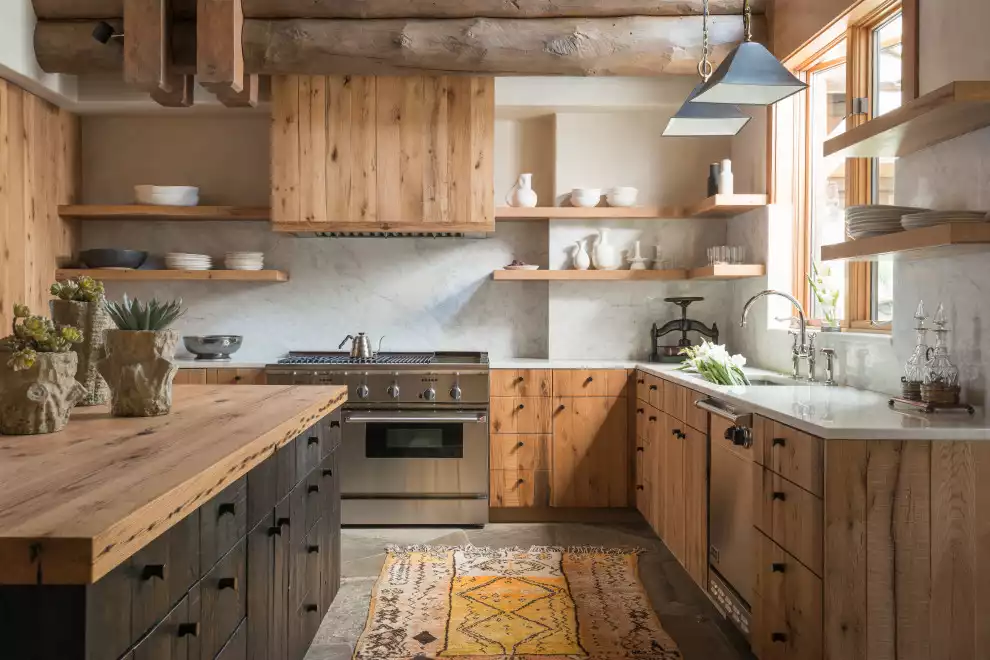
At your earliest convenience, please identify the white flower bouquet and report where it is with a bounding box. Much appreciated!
[676,341,750,386]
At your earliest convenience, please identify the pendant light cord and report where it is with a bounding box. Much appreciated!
[744,0,752,42]
[698,0,714,81]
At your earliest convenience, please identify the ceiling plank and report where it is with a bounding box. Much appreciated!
[242,15,758,76]
[197,0,246,94]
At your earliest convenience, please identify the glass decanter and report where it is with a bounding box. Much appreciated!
[923,303,960,390]
[903,301,929,384]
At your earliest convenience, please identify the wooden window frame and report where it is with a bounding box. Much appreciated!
[771,0,918,334]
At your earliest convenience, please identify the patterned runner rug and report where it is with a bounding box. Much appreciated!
[352,545,683,660]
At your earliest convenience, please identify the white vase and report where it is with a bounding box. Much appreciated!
[506,173,538,208]
[718,159,734,195]
[592,229,619,270]
[572,240,591,270]
[628,240,648,270]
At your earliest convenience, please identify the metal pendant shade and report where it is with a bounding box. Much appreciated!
[691,41,808,106]
[662,82,752,136]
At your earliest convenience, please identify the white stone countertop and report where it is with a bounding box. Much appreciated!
[490,359,990,441]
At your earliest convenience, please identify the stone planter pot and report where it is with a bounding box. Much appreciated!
[98,330,179,417]
[0,351,87,435]
[50,299,113,406]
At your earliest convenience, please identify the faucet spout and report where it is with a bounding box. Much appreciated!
[740,289,808,352]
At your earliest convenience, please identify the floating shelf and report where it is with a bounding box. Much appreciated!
[493,265,765,282]
[820,223,990,262]
[58,205,271,221]
[56,269,289,282]
[495,195,767,221]
[824,81,990,158]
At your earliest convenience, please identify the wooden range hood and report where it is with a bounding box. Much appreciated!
[32,0,767,107]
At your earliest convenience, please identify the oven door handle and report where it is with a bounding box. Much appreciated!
[343,411,488,424]
[694,398,752,427]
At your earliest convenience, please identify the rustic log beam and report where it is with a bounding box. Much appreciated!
[197,0,245,93]
[123,0,175,91]
[242,16,762,76]
[212,74,261,107]
[150,74,195,106]
[32,0,765,19]
[35,20,196,75]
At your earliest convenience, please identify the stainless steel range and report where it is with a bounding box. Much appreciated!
[265,351,489,526]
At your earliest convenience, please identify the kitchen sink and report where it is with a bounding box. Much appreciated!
[744,377,789,386]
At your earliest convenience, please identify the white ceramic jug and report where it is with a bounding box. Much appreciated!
[593,229,619,270]
[506,173,538,208]
[572,240,591,270]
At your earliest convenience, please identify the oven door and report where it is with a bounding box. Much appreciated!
[339,410,489,497]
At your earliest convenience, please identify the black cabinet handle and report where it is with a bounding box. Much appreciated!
[218,577,238,591]
[268,525,282,537]
[307,545,320,554]
[649,416,657,422]
[637,408,644,414]
[649,385,658,391]
[141,564,166,581]
[584,376,594,384]
[557,404,566,412]
[516,441,525,448]
[276,517,291,529]
[513,376,524,384]
[305,604,319,613]
[233,375,242,382]
[637,378,645,384]
[771,563,786,573]
[217,502,236,518]
[636,485,644,491]
[308,484,320,495]
[772,437,786,447]
[177,623,200,638]
[517,403,525,410]
[771,632,788,643]
[329,420,340,428]
[322,468,334,477]
[515,478,525,486]
[672,429,686,439]
[772,491,787,501]
[308,436,319,446]
[636,447,645,452]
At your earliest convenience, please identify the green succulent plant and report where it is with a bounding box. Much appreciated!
[50,275,106,303]
[1,304,83,371]
[104,294,185,331]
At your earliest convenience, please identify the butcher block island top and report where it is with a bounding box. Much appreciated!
[0,384,347,585]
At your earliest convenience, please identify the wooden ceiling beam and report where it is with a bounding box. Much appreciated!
[150,74,195,106]
[32,0,197,19]
[212,74,260,107]
[35,20,197,75]
[123,0,174,91]
[197,0,245,93]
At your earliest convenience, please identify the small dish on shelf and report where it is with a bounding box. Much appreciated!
[78,248,148,270]
[570,188,602,208]
[606,187,639,207]
[504,260,539,271]
[135,185,200,206]
[166,252,212,271]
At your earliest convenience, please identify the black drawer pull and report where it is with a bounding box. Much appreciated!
[771,563,786,573]
[636,447,645,452]
[649,385,658,391]
[771,632,788,643]
[649,416,657,422]
[516,403,526,410]
[636,485,644,491]
[329,420,340,428]
[305,604,319,613]
[308,484,320,495]
[772,437,786,447]
[637,378,645,384]
[307,544,320,554]
[515,478,525,486]
[218,577,238,591]
[217,502,236,518]
[276,517,291,529]
[268,526,282,537]
[308,436,319,446]
[322,468,334,477]
[673,429,686,439]
[141,564,166,581]
[515,440,525,448]
[584,376,594,384]
[772,491,787,501]
[636,408,644,414]
[177,623,200,638]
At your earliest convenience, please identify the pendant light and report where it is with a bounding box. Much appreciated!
[663,0,751,137]
[692,0,807,106]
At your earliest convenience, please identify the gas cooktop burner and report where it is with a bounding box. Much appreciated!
[278,353,433,365]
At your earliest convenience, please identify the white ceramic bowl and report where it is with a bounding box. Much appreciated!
[570,188,602,208]
[606,187,639,207]
[135,185,200,206]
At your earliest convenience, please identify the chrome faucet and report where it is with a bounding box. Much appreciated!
[740,290,816,381]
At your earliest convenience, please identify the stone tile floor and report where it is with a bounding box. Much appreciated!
[305,521,753,660]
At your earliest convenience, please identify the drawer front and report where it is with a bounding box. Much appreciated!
[319,509,341,615]
[130,594,193,660]
[490,469,551,507]
[754,466,823,577]
[490,397,552,434]
[552,369,628,397]
[296,425,323,481]
[634,403,648,441]
[322,411,342,458]
[290,524,322,611]
[200,539,247,660]
[131,512,200,641]
[290,599,324,660]
[647,375,663,409]
[752,532,822,660]
[214,618,247,660]
[200,477,248,574]
[319,452,340,517]
[759,418,824,497]
[635,371,650,403]
[661,378,684,420]
[246,517,275,660]
[684,389,708,433]
[247,455,278,531]
[490,434,551,471]
[490,369,552,397]
[276,440,297,501]
[303,470,323,533]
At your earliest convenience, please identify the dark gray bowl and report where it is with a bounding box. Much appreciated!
[79,248,148,269]
[183,335,243,360]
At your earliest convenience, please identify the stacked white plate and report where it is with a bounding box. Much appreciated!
[901,210,990,230]
[224,252,265,271]
[845,205,928,239]
[166,253,212,271]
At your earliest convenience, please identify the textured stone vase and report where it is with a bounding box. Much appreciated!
[98,330,179,417]
[50,299,113,406]
[0,352,87,435]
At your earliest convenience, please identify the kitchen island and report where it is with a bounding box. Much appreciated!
[0,384,347,660]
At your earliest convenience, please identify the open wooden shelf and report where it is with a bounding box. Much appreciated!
[688,264,767,280]
[493,264,766,281]
[56,269,289,282]
[824,81,990,158]
[496,194,767,221]
[58,205,271,221]
[820,223,990,262]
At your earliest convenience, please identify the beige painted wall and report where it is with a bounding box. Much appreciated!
[919,0,990,93]
[494,116,556,207]
[81,115,271,206]
[769,0,858,58]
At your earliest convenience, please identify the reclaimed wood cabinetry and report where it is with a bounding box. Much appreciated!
[552,395,628,507]
[271,75,494,233]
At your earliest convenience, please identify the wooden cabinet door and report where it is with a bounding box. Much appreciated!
[662,412,686,564]
[247,517,276,660]
[551,396,627,508]
[683,425,708,589]
[552,369,628,397]
[647,407,665,538]
[174,369,207,385]
[490,369,552,397]
[752,533,822,660]
[490,397,552,434]
[131,595,191,660]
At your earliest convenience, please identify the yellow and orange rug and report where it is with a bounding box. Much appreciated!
[353,545,682,660]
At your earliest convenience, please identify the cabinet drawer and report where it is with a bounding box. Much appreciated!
[199,539,247,660]
[552,369,628,397]
[322,411,342,458]
[319,511,341,615]
[490,434,551,471]
[290,524,322,611]
[634,403,648,441]
[490,369,552,397]
[276,439,296,501]
[490,469,551,507]
[318,452,340,517]
[635,371,650,403]
[290,599,324,660]
[296,425,324,480]
[214,618,247,660]
[247,455,278,530]
[754,466,823,577]
[661,378,684,419]
[246,517,275,660]
[647,375,663,409]
[200,476,247,574]
[490,397,552,434]
[131,512,200,641]
[752,532,822,660]
[757,417,824,497]
[684,389,708,433]
[130,594,194,660]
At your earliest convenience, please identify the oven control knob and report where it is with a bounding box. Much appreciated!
[449,385,463,401]
[386,383,400,399]
[423,387,437,401]
[356,384,370,399]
